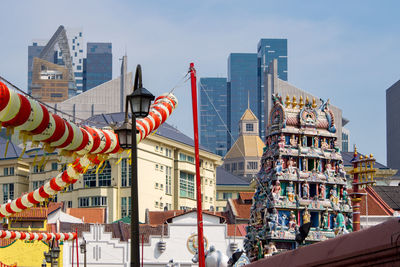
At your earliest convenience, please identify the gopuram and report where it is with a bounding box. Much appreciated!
[244,94,352,261]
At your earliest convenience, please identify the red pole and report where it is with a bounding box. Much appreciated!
[352,149,361,231]
[141,234,144,267]
[72,234,75,267]
[76,228,80,267]
[189,62,205,267]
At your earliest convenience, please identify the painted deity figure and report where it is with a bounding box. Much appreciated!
[290,135,298,147]
[330,185,339,205]
[319,183,326,200]
[321,138,329,150]
[303,207,311,224]
[265,159,272,173]
[287,157,296,175]
[286,181,295,203]
[272,181,282,203]
[275,158,283,176]
[338,161,346,179]
[288,211,297,231]
[321,208,329,230]
[314,136,319,148]
[278,134,285,150]
[302,181,310,199]
[268,209,279,231]
[324,160,335,179]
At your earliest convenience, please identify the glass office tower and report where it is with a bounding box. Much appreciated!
[83,42,112,91]
[257,38,288,140]
[199,78,228,156]
[227,53,258,149]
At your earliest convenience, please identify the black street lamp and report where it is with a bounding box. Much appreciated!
[80,237,87,267]
[115,64,154,267]
[44,241,60,267]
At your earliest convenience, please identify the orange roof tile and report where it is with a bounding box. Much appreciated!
[66,208,106,224]
[239,192,254,201]
[230,198,252,219]
[227,224,247,236]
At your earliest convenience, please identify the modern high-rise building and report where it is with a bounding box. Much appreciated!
[257,38,288,139]
[199,78,228,156]
[227,53,258,149]
[27,41,46,94]
[83,42,112,91]
[386,80,400,171]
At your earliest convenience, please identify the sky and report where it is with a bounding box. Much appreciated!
[1,0,399,164]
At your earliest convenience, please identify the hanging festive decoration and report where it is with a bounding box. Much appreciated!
[0,229,77,241]
[0,81,178,218]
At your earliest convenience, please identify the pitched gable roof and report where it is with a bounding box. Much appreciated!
[240,109,258,121]
[224,135,264,159]
[372,186,400,210]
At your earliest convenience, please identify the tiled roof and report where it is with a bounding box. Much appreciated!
[238,192,254,201]
[9,202,62,220]
[216,167,250,186]
[0,134,28,160]
[225,135,264,159]
[341,151,388,169]
[227,224,247,237]
[348,187,394,216]
[82,112,212,152]
[66,208,106,224]
[372,186,400,210]
[228,198,252,219]
[147,209,227,225]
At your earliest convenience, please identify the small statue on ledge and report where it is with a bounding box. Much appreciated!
[302,181,310,199]
[288,211,297,231]
[287,181,295,203]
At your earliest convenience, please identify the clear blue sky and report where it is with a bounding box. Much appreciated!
[1,0,399,164]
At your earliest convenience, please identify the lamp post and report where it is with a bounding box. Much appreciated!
[44,241,60,267]
[80,237,87,267]
[115,65,155,267]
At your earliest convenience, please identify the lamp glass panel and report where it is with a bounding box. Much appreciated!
[130,97,141,115]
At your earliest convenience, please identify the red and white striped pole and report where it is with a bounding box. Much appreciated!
[189,63,205,267]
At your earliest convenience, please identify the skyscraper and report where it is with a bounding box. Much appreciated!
[27,41,46,94]
[83,43,112,91]
[199,78,228,156]
[227,53,258,149]
[257,38,288,140]
[387,80,400,171]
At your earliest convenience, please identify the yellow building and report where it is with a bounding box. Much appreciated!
[223,108,264,180]
[0,116,222,223]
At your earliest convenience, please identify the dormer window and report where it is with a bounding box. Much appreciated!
[246,123,254,132]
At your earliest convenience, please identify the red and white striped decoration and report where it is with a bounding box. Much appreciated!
[0,230,77,241]
[0,82,178,218]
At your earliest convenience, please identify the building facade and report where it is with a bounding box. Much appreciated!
[257,38,288,139]
[227,53,258,149]
[386,80,400,171]
[199,77,228,156]
[83,42,112,92]
[0,121,222,223]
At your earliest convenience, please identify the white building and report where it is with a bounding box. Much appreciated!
[63,211,245,267]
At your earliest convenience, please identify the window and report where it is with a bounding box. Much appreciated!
[121,197,131,217]
[3,168,8,176]
[51,162,58,171]
[246,123,254,132]
[33,180,44,190]
[165,148,172,158]
[210,197,213,202]
[3,184,14,203]
[67,201,72,208]
[98,161,111,186]
[33,165,44,173]
[238,162,244,170]
[155,164,159,170]
[160,184,164,190]
[78,197,90,207]
[83,169,96,188]
[179,153,186,161]
[225,164,230,172]
[160,165,164,171]
[160,147,163,153]
[155,183,159,189]
[232,163,237,171]
[247,161,258,170]
[180,171,195,199]
[156,146,159,151]
[166,166,172,195]
[91,196,107,207]
[9,167,14,175]
[155,201,159,208]
[223,192,232,200]
[121,159,129,186]
[187,156,194,163]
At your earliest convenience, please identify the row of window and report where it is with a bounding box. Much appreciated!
[154,201,172,210]
[83,161,112,188]
[155,145,173,158]
[32,162,59,173]
[179,153,195,163]
[225,161,258,172]
[2,167,14,176]
[78,196,107,207]
[3,183,14,204]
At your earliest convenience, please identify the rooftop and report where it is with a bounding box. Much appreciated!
[216,167,250,186]
[372,186,400,211]
[66,207,106,224]
[341,151,388,169]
